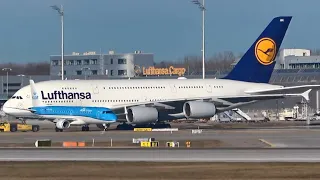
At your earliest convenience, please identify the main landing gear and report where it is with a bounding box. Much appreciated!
[116,123,134,130]
[135,123,171,129]
[81,125,90,131]
[151,123,171,129]
[55,127,63,132]
[116,123,171,130]
[18,118,27,125]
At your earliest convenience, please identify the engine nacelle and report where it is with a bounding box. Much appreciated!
[126,106,158,124]
[55,119,71,129]
[183,101,216,119]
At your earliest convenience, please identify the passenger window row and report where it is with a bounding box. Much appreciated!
[48,110,91,114]
[179,86,204,89]
[93,99,139,103]
[178,85,224,89]
[105,86,166,90]
[43,100,74,103]
[93,99,166,103]
[149,99,166,102]
[62,87,77,90]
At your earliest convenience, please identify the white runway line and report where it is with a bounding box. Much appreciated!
[0,148,319,162]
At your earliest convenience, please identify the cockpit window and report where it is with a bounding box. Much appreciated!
[11,96,23,99]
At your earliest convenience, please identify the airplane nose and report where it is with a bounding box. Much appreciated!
[2,102,9,114]
[2,101,23,116]
[2,106,14,115]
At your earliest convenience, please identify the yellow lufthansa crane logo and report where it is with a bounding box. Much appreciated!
[255,37,276,65]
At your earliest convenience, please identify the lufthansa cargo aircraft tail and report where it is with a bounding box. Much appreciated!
[223,16,292,83]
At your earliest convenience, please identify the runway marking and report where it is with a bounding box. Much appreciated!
[259,139,275,147]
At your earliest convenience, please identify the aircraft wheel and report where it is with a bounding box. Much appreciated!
[116,123,133,130]
[82,126,89,131]
[32,125,40,132]
[55,127,63,132]
[165,124,171,128]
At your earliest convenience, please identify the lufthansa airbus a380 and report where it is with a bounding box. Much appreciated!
[2,16,320,131]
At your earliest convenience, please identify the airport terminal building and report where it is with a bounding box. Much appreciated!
[50,50,154,78]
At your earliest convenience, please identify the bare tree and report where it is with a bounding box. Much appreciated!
[311,49,320,56]
[153,51,236,75]
[0,62,50,75]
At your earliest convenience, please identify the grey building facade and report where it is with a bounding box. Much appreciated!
[50,50,154,78]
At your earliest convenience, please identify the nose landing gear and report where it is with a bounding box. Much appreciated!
[96,123,110,131]
[102,123,110,131]
[18,118,26,124]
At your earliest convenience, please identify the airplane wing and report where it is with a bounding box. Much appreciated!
[245,85,320,95]
[109,90,311,115]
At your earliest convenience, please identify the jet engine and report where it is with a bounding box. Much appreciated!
[183,101,216,119]
[55,119,71,129]
[126,106,158,124]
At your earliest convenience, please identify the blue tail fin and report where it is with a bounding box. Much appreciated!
[223,16,292,83]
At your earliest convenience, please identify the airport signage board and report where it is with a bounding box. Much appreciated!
[132,138,150,144]
[133,128,152,132]
[134,65,186,76]
[191,129,203,134]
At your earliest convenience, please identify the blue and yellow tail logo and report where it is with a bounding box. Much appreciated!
[223,16,292,83]
[255,37,276,65]
[32,92,38,100]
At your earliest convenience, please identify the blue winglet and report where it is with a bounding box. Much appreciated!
[223,16,292,83]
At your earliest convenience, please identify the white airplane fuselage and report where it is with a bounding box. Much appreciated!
[3,78,282,120]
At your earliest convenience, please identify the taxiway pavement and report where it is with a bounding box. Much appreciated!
[2,127,320,148]
[3,120,320,148]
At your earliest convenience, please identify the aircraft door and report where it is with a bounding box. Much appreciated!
[78,99,82,106]
[141,96,148,102]
[91,84,99,94]
[69,109,74,116]
[169,84,177,93]
[206,84,212,93]
[96,111,101,119]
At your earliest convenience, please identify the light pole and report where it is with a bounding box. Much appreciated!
[51,5,64,80]
[2,68,12,98]
[81,67,91,80]
[192,0,206,79]
[17,74,25,87]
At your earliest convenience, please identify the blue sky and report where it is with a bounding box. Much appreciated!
[0,0,319,63]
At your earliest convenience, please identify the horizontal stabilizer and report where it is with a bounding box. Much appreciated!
[301,89,312,102]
